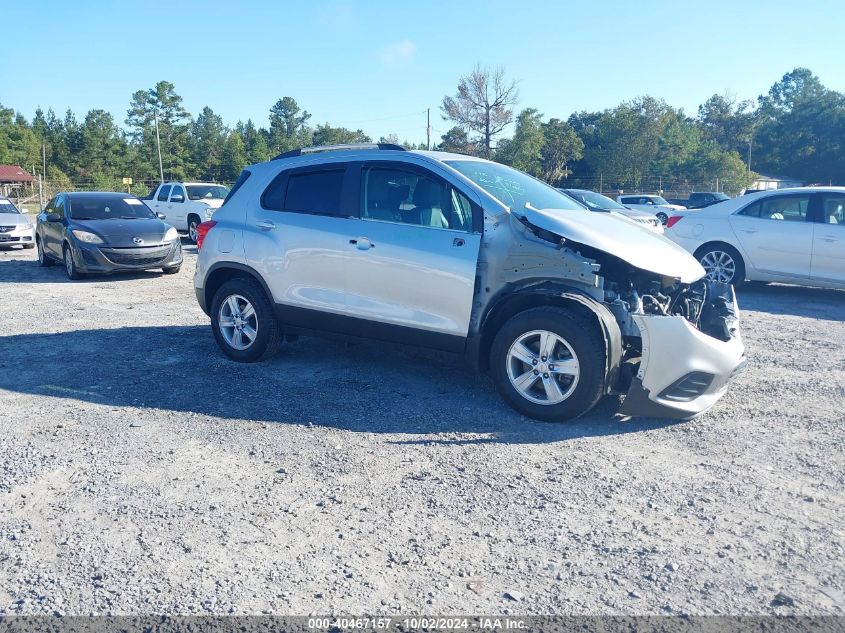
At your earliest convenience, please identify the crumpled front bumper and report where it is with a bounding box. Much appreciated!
[619,289,746,420]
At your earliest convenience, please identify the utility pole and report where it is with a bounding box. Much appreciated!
[42,143,46,180]
[153,109,164,183]
[426,108,431,151]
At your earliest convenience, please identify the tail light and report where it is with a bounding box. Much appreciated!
[196,221,217,250]
[666,216,684,229]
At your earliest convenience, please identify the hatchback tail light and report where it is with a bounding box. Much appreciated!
[196,221,217,250]
[666,215,684,229]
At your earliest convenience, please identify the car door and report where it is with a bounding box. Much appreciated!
[341,161,482,350]
[246,162,357,319]
[151,184,171,217]
[168,184,187,229]
[811,193,845,284]
[43,195,67,257]
[728,193,814,279]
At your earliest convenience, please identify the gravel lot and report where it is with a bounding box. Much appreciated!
[1,242,843,617]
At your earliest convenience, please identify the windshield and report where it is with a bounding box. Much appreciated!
[186,184,230,200]
[0,200,21,214]
[649,196,669,205]
[446,160,583,212]
[68,196,155,220]
[567,190,626,211]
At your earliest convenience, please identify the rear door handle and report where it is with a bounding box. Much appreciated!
[350,237,374,250]
[256,220,276,231]
[739,228,758,234]
[820,235,839,242]
[453,237,465,247]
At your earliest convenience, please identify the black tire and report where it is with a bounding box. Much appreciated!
[490,306,606,422]
[161,265,181,275]
[36,237,53,266]
[210,277,282,362]
[656,211,669,225]
[63,243,82,280]
[187,215,201,243]
[23,243,35,250]
[695,243,746,287]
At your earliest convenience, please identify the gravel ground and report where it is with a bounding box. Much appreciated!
[0,242,843,617]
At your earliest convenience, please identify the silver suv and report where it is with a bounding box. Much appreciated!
[194,144,746,421]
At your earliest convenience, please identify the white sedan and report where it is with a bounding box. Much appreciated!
[664,187,845,289]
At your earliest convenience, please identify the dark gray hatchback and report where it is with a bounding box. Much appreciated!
[36,192,183,279]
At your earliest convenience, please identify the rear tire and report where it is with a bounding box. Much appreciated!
[63,244,82,280]
[161,265,181,275]
[36,237,53,266]
[695,243,745,287]
[23,243,35,250]
[210,278,281,362]
[490,307,606,422]
[656,211,669,225]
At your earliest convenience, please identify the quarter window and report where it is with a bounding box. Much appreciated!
[739,196,809,222]
[361,166,472,231]
[157,185,171,202]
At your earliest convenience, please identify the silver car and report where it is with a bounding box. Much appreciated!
[0,197,35,249]
[194,144,746,422]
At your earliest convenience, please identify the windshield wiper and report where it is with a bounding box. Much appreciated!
[72,216,97,220]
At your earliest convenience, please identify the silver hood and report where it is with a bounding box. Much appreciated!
[0,213,29,226]
[518,206,705,283]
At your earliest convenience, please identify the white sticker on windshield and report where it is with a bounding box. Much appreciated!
[124,198,143,205]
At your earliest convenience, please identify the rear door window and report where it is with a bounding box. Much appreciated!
[169,185,186,202]
[263,167,348,217]
[822,195,845,225]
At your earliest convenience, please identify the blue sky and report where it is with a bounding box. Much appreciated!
[3,0,843,143]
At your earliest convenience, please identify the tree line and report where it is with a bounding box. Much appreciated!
[0,67,842,198]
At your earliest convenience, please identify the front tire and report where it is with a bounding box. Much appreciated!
[36,238,53,266]
[187,215,201,243]
[161,265,181,275]
[210,278,281,362]
[490,307,606,421]
[656,211,669,225]
[63,244,82,280]
[695,243,745,286]
[23,243,35,250]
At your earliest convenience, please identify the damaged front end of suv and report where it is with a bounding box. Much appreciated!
[473,202,747,420]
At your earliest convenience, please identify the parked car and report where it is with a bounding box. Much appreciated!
[0,196,35,249]
[36,192,183,279]
[685,192,731,208]
[664,187,845,289]
[616,194,686,225]
[142,182,230,242]
[193,144,745,422]
[558,188,663,233]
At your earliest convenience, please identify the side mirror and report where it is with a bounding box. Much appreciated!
[157,212,167,220]
[170,194,185,203]
[47,213,62,222]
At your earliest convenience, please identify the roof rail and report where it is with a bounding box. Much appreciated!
[273,143,406,160]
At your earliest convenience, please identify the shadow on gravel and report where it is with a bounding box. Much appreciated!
[736,283,845,322]
[0,325,678,443]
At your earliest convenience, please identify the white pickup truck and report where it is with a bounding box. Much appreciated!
[141,182,230,242]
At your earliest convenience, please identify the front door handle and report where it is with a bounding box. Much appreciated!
[820,236,839,242]
[350,237,374,250]
[739,228,758,234]
[453,237,466,247]
[256,220,276,231]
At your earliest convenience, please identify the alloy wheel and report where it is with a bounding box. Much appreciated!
[700,250,736,284]
[189,221,199,242]
[64,248,73,277]
[218,294,258,351]
[506,330,580,405]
